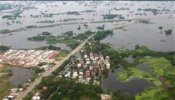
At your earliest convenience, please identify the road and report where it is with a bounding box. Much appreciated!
[0,19,131,34]
[14,34,94,100]
[14,21,132,100]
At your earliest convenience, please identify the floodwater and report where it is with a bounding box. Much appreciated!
[101,55,161,94]
[10,67,34,86]
[102,64,153,94]
[0,1,174,92]
[0,1,174,51]
[137,63,151,73]
[101,17,175,52]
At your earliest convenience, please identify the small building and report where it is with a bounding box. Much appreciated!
[32,93,40,100]
[100,94,111,100]
[7,95,15,100]
[86,60,90,65]
[65,72,71,78]
[72,72,78,79]
[106,63,110,69]
[79,71,83,75]
[85,70,90,77]
[77,63,81,68]
[84,54,88,58]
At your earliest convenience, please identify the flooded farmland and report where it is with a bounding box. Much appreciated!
[0,1,174,51]
[0,1,174,98]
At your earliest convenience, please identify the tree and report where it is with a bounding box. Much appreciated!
[112,91,135,100]
[0,45,10,52]
[158,26,163,34]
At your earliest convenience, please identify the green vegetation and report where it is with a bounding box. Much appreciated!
[2,15,13,19]
[0,65,10,73]
[112,90,135,100]
[96,25,105,30]
[67,42,80,49]
[27,32,52,41]
[100,43,121,69]
[24,58,102,100]
[103,14,118,19]
[94,42,175,99]
[2,9,22,20]
[56,50,69,58]
[26,25,37,28]
[116,67,162,86]
[116,52,175,99]
[0,4,12,11]
[164,29,172,35]
[0,45,10,52]
[136,87,169,100]
[23,59,71,100]
[66,11,80,15]
[119,45,175,65]
[0,29,11,34]
[28,31,95,49]
[33,67,45,75]
[24,56,101,100]
[24,30,175,100]
[63,31,73,37]
[94,30,113,41]
[0,75,11,100]
[41,31,52,36]
[140,57,171,76]
[37,20,55,23]
[138,20,152,24]
[81,10,96,13]
[27,35,46,41]
[48,79,102,100]
[72,34,87,40]
[0,65,11,100]
[117,68,150,81]
[102,14,124,20]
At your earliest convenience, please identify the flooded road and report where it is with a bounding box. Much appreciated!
[0,1,174,51]
[0,1,174,95]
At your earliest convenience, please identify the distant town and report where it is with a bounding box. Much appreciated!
[0,50,59,67]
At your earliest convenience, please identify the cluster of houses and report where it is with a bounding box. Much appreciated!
[3,88,23,100]
[59,48,111,84]
[0,49,59,67]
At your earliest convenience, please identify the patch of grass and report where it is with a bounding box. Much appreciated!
[136,87,169,100]
[140,57,171,76]
[116,68,151,82]
[116,67,162,86]
[117,71,130,81]
[0,65,10,73]
[56,50,69,59]
[0,75,11,100]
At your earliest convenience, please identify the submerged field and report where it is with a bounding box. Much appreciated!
[0,1,174,100]
[101,43,175,99]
